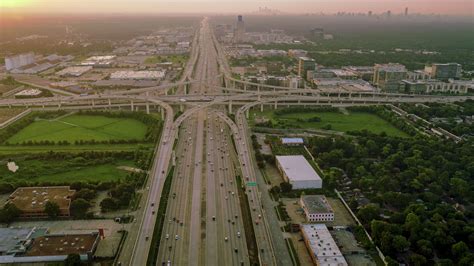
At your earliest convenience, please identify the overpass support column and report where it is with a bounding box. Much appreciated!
[246,109,249,119]
[244,83,247,91]
[161,108,165,120]
[274,101,278,109]
[42,105,45,109]
[257,85,260,93]
[92,99,95,108]
[233,80,236,89]
[228,100,232,114]
[180,104,184,112]
[108,99,111,106]
[146,103,150,114]
[130,101,134,111]
[260,103,264,112]
[184,83,188,95]
[257,94,261,101]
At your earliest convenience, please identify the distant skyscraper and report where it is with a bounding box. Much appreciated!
[368,11,372,17]
[387,10,392,17]
[234,15,245,43]
[405,7,408,16]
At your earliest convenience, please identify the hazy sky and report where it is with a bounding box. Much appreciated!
[1,0,473,15]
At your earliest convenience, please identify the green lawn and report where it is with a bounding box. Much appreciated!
[7,115,148,144]
[251,110,408,137]
[0,159,134,184]
[0,144,154,155]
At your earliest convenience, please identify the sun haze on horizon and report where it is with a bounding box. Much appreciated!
[0,0,473,15]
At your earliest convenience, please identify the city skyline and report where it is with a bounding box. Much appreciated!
[1,0,473,15]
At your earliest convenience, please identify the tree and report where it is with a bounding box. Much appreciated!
[64,253,82,266]
[409,253,427,266]
[75,188,96,201]
[0,203,21,223]
[357,204,380,224]
[451,241,468,258]
[100,197,118,212]
[70,199,91,219]
[44,201,60,218]
[392,235,410,252]
[279,182,293,193]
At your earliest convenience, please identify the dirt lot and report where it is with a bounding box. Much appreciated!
[289,232,314,266]
[332,229,376,266]
[326,197,356,227]
[281,198,306,223]
[263,164,285,187]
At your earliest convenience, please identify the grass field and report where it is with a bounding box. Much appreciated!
[250,109,407,137]
[0,143,154,155]
[0,108,27,124]
[0,159,135,184]
[7,114,148,144]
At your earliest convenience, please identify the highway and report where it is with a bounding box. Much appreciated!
[155,18,249,266]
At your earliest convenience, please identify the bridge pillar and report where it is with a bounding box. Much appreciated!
[359,93,362,98]
[260,103,263,112]
[42,105,44,109]
[180,104,184,112]
[258,94,261,101]
[338,92,341,99]
[257,85,260,93]
[108,99,111,106]
[184,84,188,95]
[146,103,150,114]
[244,84,247,91]
[58,103,61,109]
[233,80,236,89]
[246,109,249,119]
[228,101,232,114]
[130,101,134,111]
[92,99,95,107]
[274,101,278,109]
[161,110,165,120]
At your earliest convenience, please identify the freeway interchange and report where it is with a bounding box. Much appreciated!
[1,18,473,266]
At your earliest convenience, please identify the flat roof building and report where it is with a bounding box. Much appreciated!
[110,70,165,80]
[7,186,76,218]
[300,195,334,222]
[301,224,347,266]
[56,66,92,77]
[276,155,322,189]
[0,231,99,264]
[373,63,407,92]
[281,137,304,146]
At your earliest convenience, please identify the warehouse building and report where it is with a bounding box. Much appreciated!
[275,155,322,189]
[56,66,92,77]
[281,137,304,146]
[301,224,347,266]
[110,70,166,80]
[300,195,334,222]
[6,186,76,218]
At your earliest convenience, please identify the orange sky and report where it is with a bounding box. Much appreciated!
[1,0,473,15]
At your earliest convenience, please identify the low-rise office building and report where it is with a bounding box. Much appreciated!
[276,155,322,189]
[301,224,348,266]
[373,63,407,92]
[7,186,76,218]
[300,195,334,222]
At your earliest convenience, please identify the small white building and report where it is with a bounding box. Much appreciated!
[301,224,348,266]
[281,137,304,146]
[300,195,334,222]
[275,155,322,189]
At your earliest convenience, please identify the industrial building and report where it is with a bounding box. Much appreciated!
[0,228,100,264]
[7,186,76,218]
[281,137,304,146]
[56,66,92,77]
[275,155,322,189]
[81,55,116,67]
[300,195,334,222]
[373,63,407,92]
[301,224,348,266]
[110,70,166,80]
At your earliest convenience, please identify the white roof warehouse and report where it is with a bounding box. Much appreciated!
[275,155,322,189]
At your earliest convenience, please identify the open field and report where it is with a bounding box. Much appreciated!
[250,109,408,137]
[0,143,154,155]
[0,159,135,184]
[0,108,26,124]
[6,114,148,144]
